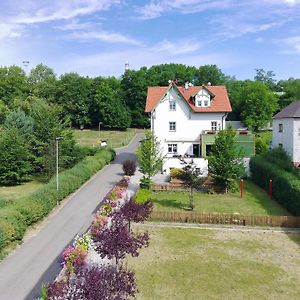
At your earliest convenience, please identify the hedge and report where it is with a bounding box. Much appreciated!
[0,147,115,256]
[250,155,300,216]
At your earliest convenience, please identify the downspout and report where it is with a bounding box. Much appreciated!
[222,113,228,130]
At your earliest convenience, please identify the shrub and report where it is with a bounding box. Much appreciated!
[135,189,151,204]
[139,177,152,189]
[122,160,136,176]
[170,168,185,179]
[255,136,268,155]
[62,244,88,274]
[250,154,300,215]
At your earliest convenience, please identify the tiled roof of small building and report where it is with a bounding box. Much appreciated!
[273,100,300,119]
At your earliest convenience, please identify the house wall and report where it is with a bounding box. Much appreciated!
[272,118,294,159]
[152,86,226,153]
[293,119,300,165]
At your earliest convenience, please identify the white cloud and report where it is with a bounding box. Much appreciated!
[69,30,141,45]
[278,35,300,53]
[0,23,23,39]
[13,0,121,24]
[152,39,201,55]
[55,19,94,31]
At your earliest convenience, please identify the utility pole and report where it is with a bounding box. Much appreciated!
[56,137,62,191]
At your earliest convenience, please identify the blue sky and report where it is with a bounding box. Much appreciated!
[1,0,300,80]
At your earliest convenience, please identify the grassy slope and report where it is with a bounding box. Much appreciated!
[73,128,137,148]
[150,180,290,216]
[128,225,300,300]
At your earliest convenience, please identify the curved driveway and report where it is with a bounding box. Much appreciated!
[0,133,143,300]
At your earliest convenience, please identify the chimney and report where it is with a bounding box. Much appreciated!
[185,82,189,90]
[207,82,212,86]
[125,61,129,72]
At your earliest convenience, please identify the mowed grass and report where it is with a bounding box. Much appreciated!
[128,225,300,300]
[73,128,138,148]
[150,180,290,216]
[0,180,43,207]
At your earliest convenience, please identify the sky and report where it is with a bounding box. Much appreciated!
[1,0,300,80]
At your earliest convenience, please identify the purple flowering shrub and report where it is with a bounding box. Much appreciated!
[89,213,109,238]
[62,245,88,274]
[47,265,137,300]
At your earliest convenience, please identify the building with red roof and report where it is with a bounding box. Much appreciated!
[145,81,233,174]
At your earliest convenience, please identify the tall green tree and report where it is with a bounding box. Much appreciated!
[0,128,32,185]
[240,81,278,131]
[136,130,162,186]
[208,126,245,192]
[94,81,131,129]
[28,64,57,102]
[56,73,92,127]
[195,64,228,85]
[254,68,277,91]
[277,78,300,109]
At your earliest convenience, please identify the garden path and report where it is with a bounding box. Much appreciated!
[0,133,143,300]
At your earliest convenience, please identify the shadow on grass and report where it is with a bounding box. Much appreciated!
[153,198,185,210]
[286,232,300,248]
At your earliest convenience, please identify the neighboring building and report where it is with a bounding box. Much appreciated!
[145,81,245,175]
[272,100,300,167]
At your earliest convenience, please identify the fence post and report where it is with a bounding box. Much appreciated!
[269,179,273,199]
[240,179,244,199]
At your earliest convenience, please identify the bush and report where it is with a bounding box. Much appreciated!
[170,168,185,179]
[135,189,151,204]
[0,147,115,256]
[250,153,300,215]
[122,160,136,176]
[255,136,268,155]
[139,177,152,189]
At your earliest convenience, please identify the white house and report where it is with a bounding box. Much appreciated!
[272,100,300,167]
[145,81,232,175]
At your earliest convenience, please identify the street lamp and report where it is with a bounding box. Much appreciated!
[98,121,103,142]
[55,137,62,191]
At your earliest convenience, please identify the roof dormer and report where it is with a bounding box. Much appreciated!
[194,86,214,108]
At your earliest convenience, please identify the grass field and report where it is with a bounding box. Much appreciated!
[0,180,42,207]
[150,180,290,216]
[73,128,138,148]
[128,225,300,300]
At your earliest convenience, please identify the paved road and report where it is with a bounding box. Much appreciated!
[0,133,143,300]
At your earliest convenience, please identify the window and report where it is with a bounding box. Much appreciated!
[168,144,177,154]
[211,121,217,131]
[169,121,176,131]
[197,100,202,107]
[279,123,283,132]
[169,100,176,111]
[204,100,209,107]
[193,144,200,157]
[279,143,283,148]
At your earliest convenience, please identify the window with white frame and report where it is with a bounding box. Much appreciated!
[168,144,178,154]
[211,121,217,131]
[169,121,176,131]
[197,99,202,107]
[279,123,283,132]
[169,100,176,111]
[204,100,209,107]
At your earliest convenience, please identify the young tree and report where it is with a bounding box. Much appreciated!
[178,164,205,210]
[136,130,163,187]
[208,126,245,192]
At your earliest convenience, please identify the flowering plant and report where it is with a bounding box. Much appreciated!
[90,213,109,238]
[62,244,88,274]
[74,233,94,251]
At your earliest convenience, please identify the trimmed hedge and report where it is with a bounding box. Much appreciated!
[0,147,115,256]
[250,152,300,216]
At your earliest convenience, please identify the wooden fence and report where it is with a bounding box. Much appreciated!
[151,183,187,192]
[149,211,300,228]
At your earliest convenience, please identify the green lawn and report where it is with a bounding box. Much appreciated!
[73,128,138,148]
[0,180,43,207]
[150,180,290,216]
[128,225,300,300]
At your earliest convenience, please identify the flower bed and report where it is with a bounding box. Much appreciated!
[39,176,153,300]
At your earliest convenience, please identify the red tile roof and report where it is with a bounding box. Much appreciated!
[145,82,232,113]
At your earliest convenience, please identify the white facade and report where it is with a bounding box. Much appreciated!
[272,118,300,165]
[151,86,227,175]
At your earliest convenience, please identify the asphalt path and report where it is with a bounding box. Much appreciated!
[0,133,143,300]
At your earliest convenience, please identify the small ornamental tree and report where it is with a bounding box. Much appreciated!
[208,126,245,192]
[120,197,153,230]
[122,159,136,176]
[137,130,162,188]
[178,164,205,210]
[94,213,149,265]
[47,265,137,300]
